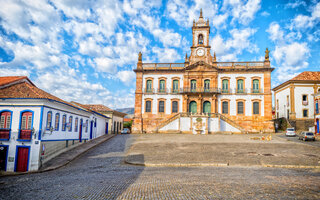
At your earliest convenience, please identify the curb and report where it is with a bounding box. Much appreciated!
[125,160,320,169]
[0,135,115,177]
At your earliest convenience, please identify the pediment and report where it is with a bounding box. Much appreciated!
[185,61,217,71]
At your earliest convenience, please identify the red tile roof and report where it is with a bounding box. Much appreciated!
[0,79,76,109]
[85,104,126,117]
[0,76,35,87]
[290,71,320,81]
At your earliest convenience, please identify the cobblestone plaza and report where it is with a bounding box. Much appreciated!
[1,135,319,199]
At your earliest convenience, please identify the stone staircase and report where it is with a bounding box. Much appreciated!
[212,113,245,133]
[156,112,246,133]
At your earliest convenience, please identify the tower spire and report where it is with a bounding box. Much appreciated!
[213,52,216,62]
[200,8,203,18]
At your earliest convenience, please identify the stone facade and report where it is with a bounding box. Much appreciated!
[132,10,274,134]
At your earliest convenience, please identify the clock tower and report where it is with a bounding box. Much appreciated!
[189,9,213,64]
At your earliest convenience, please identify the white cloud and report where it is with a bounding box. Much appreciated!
[266,22,284,42]
[261,11,270,17]
[285,1,307,9]
[291,2,320,29]
[223,0,261,25]
[94,57,117,74]
[211,28,258,61]
[152,47,181,62]
[116,70,136,86]
[273,42,309,67]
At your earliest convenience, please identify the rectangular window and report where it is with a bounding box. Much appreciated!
[252,79,259,93]
[287,95,289,106]
[222,79,229,93]
[253,102,259,114]
[145,101,151,112]
[191,80,196,91]
[303,109,308,117]
[237,102,244,114]
[46,112,52,130]
[159,80,165,92]
[172,101,178,113]
[0,112,11,129]
[159,101,165,113]
[146,80,152,92]
[75,118,78,132]
[85,120,88,133]
[69,116,73,132]
[173,80,179,93]
[302,95,308,105]
[55,113,60,131]
[237,80,244,93]
[222,102,228,114]
[62,115,66,131]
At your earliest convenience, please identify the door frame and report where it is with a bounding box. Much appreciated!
[189,101,197,113]
[14,145,30,172]
[0,145,9,171]
[79,119,83,142]
[317,118,319,134]
[106,122,108,134]
[203,101,211,113]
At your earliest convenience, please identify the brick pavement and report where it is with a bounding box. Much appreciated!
[0,135,319,200]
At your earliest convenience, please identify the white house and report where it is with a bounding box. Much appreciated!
[273,72,320,120]
[0,76,109,172]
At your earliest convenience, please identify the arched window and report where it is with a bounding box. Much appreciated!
[146,80,152,92]
[222,101,228,114]
[191,80,197,91]
[69,116,73,132]
[172,101,178,113]
[189,101,197,113]
[19,111,33,140]
[203,101,211,113]
[159,80,165,93]
[237,79,244,93]
[252,79,259,93]
[222,79,229,93]
[75,117,78,132]
[198,34,204,45]
[237,102,244,114]
[204,79,210,92]
[46,111,52,130]
[145,101,151,112]
[159,101,165,113]
[54,113,60,131]
[0,111,11,129]
[253,102,259,114]
[172,80,179,93]
[62,115,66,131]
[0,111,11,140]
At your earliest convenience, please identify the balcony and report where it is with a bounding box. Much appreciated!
[302,101,308,106]
[18,129,32,141]
[251,88,263,94]
[0,129,10,140]
[181,87,220,94]
[144,88,155,94]
[157,88,167,94]
[236,89,246,94]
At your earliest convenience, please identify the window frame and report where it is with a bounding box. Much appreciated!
[190,79,197,91]
[251,78,261,93]
[302,109,308,118]
[62,114,67,131]
[171,100,179,113]
[75,117,78,132]
[236,100,245,115]
[54,113,60,131]
[145,78,154,93]
[221,79,230,93]
[253,102,260,115]
[145,98,153,113]
[172,79,180,93]
[158,100,165,113]
[46,111,52,130]
[0,110,12,130]
[68,116,73,132]
[222,101,229,114]
[204,79,210,91]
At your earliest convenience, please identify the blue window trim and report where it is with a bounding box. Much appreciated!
[62,114,67,131]
[0,145,9,171]
[0,110,13,141]
[14,145,31,172]
[38,106,44,140]
[75,117,78,132]
[46,111,52,130]
[17,110,34,142]
[69,116,73,132]
[55,113,60,131]
[316,102,319,114]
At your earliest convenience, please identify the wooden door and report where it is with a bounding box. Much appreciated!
[16,147,29,172]
[79,119,83,142]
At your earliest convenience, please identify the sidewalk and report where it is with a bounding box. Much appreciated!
[0,134,114,177]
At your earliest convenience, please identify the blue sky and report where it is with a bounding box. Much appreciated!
[0,0,319,109]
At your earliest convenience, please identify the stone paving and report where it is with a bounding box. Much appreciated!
[126,134,320,167]
[0,135,319,200]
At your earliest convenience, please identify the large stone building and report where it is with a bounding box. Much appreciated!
[132,10,274,134]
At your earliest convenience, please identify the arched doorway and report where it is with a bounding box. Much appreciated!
[203,101,211,113]
[189,101,197,114]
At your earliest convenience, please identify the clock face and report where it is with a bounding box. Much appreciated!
[196,48,205,56]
